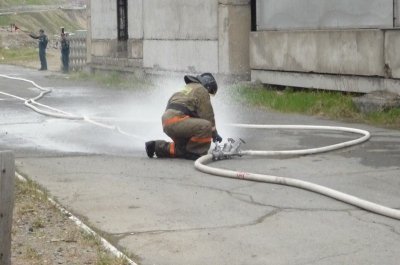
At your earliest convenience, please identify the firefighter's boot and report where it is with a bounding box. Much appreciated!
[145,141,156,158]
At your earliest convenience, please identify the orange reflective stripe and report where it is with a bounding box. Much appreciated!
[169,142,175,157]
[190,137,212,143]
[163,115,189,127]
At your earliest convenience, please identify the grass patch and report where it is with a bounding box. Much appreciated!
[0,9,86,36]
[234,84,400,129]
[14,177,136,264]
[80,232,132,265]
[70,70,154,91]
[0,47,37,63]
[0,0,63,7]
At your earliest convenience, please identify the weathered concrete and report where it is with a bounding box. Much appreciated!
[143,0,218,40]
[90,0,117,39]
[352,91,400,113]
[396,0,400,27]
[128,40,143,59]
[143,40,218,73]
[250,30,385,77]
[385,30,400,79]
[87,0,400,95]
[128,0,143,39]
[251,70,400,95]
[88,0,251,76]
[256,0,393,30]
[218,2,251,75]
[91,40,118,57]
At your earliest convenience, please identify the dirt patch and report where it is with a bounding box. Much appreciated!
[11,178,132,265]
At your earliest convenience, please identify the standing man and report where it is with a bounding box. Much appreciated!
[60,32,70,73]
[29,29,48,71]
[145,73,223,160]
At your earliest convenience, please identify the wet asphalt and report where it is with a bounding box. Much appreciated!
[1,64,400,265]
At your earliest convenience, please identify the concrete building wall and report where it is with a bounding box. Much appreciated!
[250,30,385,77]
[219,1,251,75]
[143,40,218,73]
[141,0,219,73]
[257,0,393,30]
[88,0,399,94]
[89,0,250,75]
[127,0,143,59]
[90,0,117,39]
[143,0,218,40]
[385,30,400,79]
[128,0,143,39]
[251,0,400,94]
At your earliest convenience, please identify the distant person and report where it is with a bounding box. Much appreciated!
[60,33,70,73]
[145,73,223,160]
[29,29,48,71]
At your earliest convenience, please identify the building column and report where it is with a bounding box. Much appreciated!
[218,0,251,77]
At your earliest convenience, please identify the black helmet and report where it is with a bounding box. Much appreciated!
[184,75,200,84]
[198,73,218,95]
[184,73,218,95]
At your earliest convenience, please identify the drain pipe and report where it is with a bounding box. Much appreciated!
[195,124,400,220]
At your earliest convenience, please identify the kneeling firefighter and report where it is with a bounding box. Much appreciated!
[145,73,223,160]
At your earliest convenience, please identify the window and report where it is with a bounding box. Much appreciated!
[117,0,128,40]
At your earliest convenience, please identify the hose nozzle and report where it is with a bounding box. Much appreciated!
[212,138,245,160]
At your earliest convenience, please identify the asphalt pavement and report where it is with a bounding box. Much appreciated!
[1,64,399,265]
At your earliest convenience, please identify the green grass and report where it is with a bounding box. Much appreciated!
[0,47,37,62]
[70,71,154,91]
[0,10,86,34]
[234,84,400,129]
[0,0,62,7]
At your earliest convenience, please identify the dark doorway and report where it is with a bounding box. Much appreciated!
[117,0,128,40]
[117,0,128,55]
[251,0,257,31]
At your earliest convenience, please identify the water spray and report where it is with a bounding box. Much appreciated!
[0,74,145,141]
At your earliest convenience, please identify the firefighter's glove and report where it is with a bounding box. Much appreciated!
[212,131,223,143]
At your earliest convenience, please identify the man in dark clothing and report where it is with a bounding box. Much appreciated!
[60,33,70,73]
[29,29,48,71]
[145,73,223,160]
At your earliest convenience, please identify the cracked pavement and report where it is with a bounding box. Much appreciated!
[1,64,400,265]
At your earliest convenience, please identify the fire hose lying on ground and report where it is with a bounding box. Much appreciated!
[1,74,400,220]
[196,128,400,220]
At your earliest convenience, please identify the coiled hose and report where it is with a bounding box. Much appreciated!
[195,124,400,220]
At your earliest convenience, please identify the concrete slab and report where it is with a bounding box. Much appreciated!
[250,30,385,76]
[256,0,393,30]
[0,64,399,265]
[143,40,218,73]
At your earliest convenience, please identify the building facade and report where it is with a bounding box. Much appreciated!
[87,0,250,78]
[87,0,400,94]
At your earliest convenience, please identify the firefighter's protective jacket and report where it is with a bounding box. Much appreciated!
[164,83,216,128]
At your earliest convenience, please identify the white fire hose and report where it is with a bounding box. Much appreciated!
[0,74,144,140]
[2,74,399,220]
[195,124,400,220]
